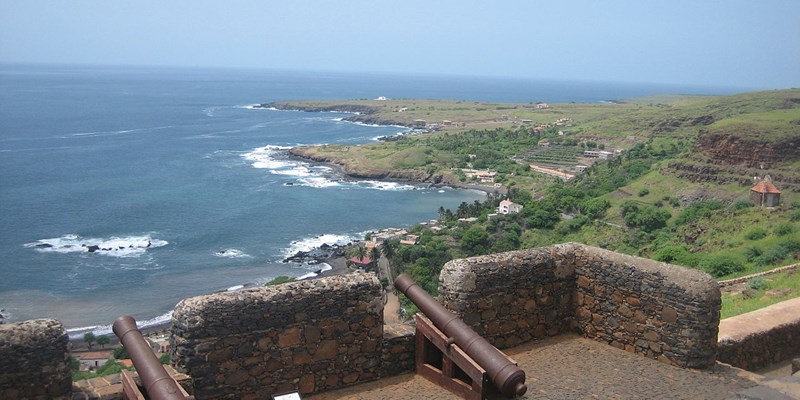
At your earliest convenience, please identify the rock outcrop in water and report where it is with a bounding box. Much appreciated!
[282,243,348,265]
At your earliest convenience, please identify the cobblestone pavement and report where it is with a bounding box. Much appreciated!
[308,334,761,400]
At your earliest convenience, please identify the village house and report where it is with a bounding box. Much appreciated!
[370,228,408,244]
[498,200,524,215]
[750,175,781,207]
[77,351,113,371]
[536,102,549,109]
[146,334,171,354]
[583,150,614,160]
[412,119,427,128]
[399,234,420,246]
[461,168,498,183]
[347,256,373,270]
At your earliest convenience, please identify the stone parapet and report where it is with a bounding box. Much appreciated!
[438,243,720,368]
[171,273,383,399]
[0,319,72,400]
[380,323,415,377]
[573,245,720,368]
[438,245,576,349]
[718,297,800,371]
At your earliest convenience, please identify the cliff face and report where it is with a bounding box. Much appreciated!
[695,132,799,168]
[666,130,800,192]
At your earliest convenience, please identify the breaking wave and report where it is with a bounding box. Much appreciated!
[24,234,168,258]
[280,233,356,260]
[67,310,173,339]
[214,248,252,259]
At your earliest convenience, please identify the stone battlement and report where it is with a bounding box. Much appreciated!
[169,243,722,398]
[439,243,719,368]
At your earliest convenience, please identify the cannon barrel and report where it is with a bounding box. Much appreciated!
[395,274,527,397]
[112,316,188,400]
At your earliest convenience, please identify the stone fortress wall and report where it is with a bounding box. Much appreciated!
[170,273,385,400]
[717,297,800,371]
[438,243,720,368]
[2,243,792,399]
[0,319,72,400]
[171,243,722,398]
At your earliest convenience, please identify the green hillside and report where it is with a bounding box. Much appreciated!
[280,89,800,317]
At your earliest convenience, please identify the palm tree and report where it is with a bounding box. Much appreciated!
[381,240,398,281]
[354,243,368,262]
[369,246,381,272]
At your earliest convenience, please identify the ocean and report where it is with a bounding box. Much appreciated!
[0,64,740,337]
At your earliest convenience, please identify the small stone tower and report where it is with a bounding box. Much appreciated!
[750,175,781,207]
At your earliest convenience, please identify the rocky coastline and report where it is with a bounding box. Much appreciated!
[257,102,416,130]
[281,242,348,265]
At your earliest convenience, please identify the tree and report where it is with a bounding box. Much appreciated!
[96,335,110,349]
[461,227,490,256]
[354,244,368,261]
[579,198,611,219]
[113,346,130,360]
[624,205,671,232]
[370,246,382,271]
[84,332,96,349]
[381,240,398,278]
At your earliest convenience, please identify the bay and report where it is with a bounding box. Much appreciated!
[0,64,739,335]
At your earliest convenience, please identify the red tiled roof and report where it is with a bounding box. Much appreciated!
[77,351,113,360]
[349,257,372,265]
[751,180,781,194]
[117,359,134,368]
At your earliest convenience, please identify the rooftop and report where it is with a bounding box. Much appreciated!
[751,177,781,194]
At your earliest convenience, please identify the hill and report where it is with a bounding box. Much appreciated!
[269,90,800,316]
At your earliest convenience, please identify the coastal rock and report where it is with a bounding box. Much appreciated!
[282,243,348,264]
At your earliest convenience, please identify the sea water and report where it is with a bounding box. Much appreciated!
[0,64,739,336]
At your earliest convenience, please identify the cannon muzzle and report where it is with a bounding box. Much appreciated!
[395,274,527,397]
[113,316,189,400]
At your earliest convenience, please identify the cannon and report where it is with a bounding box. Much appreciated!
[113,316,190,400]
[395,274,527,397]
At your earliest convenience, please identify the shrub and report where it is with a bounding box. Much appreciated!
[792,210,800,222]
[638,188,650,197]
[743,245,763,262]
[579,198,611,219]
[624,205,671,232]
[654,245,687,263]
[560,215,590,233]
[748,276,769,290]
[733,198,753,210]
[265,276,296,286]
[781,237,800,252]
[744,227,768,241]
[774,223,794,236]
[755,244,789,266]
[674,200,723,225]
[700,253,745,277]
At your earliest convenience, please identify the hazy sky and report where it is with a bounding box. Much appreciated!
[1,1,798,89]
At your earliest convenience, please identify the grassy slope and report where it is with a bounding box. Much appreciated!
[281,90,800,316]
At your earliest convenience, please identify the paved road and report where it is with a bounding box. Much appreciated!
[308,334,760,400]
